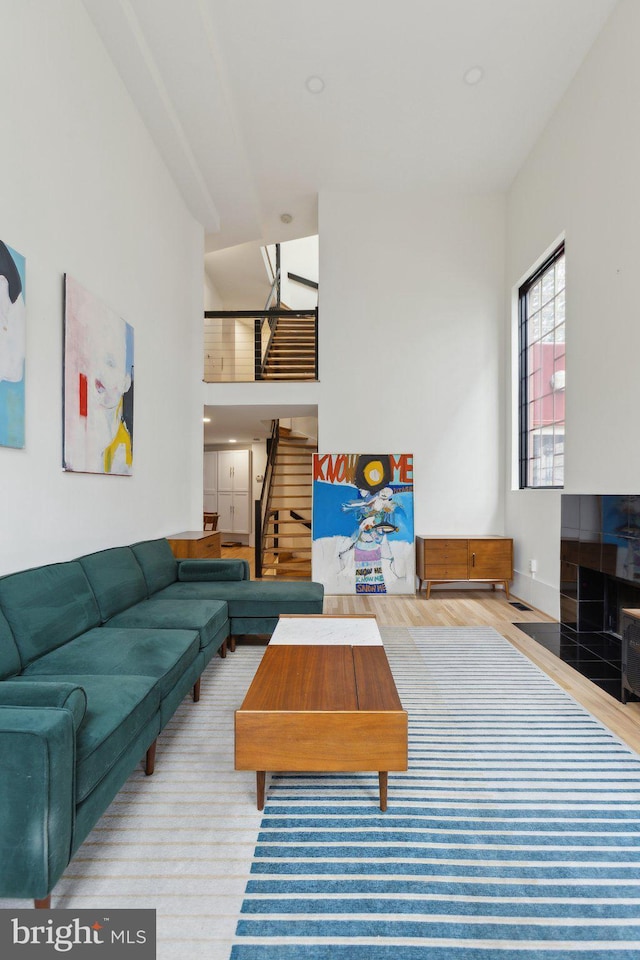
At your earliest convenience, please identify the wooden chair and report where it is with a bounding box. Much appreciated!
[203,512,219,531]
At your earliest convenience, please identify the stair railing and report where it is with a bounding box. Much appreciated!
[204,305,318,382]
[204,242,319,383]
[254,420,317,578]
[255,245,281,380]
[254,420,280,578]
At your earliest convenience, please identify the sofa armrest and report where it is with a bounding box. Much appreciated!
[177,558,250,582]
[0,680,87,731]
[0,703,76,900]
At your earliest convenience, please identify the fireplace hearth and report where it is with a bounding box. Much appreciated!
[517,495,640,701]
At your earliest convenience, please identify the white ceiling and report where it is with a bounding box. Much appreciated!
[82,0,618,253]
[203,404,317,445]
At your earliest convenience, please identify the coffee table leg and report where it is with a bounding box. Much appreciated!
[379,771,388,811]
[256,771,266,810]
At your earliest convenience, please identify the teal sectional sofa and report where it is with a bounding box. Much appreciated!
[0,537,324,907]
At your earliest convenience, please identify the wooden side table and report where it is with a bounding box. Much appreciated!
[167,530,222,559]
[416,535,513,598]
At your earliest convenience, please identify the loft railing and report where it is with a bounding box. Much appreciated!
[204,242,319,382]
[203,307,318,382]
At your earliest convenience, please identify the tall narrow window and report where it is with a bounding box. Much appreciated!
[519,244,565,488]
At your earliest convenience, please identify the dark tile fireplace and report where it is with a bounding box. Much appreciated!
[518,495,640,701]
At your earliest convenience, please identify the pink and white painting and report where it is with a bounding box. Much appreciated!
[63,275,134,475]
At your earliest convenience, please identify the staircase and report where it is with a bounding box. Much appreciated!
[259,426,316,579]
[261,315,317,381]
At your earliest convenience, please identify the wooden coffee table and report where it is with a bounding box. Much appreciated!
[234,616,407,810]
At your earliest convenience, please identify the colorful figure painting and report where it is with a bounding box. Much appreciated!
[63,275,134,475]
[0,241,26,448]
[312,453,414,594]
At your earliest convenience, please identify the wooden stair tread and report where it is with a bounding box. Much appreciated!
[271,481,312,485]
[257,422,316,580]
[264,535,311,541]
[264,553,312,560]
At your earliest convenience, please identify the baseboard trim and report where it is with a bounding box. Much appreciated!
[511,570,559,620]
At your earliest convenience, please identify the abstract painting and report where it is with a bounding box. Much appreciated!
[63,275,134,475]
[0,241,26,448]
[312,453,414,594]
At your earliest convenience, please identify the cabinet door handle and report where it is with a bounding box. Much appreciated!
[472,552,476,567]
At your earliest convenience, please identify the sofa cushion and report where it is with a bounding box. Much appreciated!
[23,673,161,803]
[228,616,279,636]
[106,599,228,651]
[0,608,21,679]
[130,539,178,595]
[0,562,101,667]
[23,628,200,701]
[178,559,249,582]
[154,580,325,619]
[78,547,148,622]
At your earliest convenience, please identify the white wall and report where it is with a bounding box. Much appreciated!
[0,0,204,574]
[318,191,506,538]
[204,271,224,311]
[277,235,319,311]
[506,0,640,616]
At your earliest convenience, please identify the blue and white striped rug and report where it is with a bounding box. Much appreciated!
[230,626,640,959]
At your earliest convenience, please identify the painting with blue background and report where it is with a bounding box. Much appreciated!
[0,241,26,449]
[313,480,414,541]
[311,453,415,595]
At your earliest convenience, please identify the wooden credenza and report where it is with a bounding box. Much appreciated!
[167,531,222,559]
[416,536,513,599]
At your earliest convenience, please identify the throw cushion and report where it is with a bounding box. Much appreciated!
[0,679,87,731]
[178,559,248,582]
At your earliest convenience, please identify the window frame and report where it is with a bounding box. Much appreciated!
[518,242,565,490]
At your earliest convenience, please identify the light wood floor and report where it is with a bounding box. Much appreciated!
[223,545,640,754]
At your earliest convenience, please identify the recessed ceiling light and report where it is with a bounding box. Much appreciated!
[229,438,237,443]
[463,66,484,86]
[305,75,325,94]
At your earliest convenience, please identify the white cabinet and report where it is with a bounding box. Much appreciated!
[217,491,250,535]
[218,449,249,492]
[217,449,251,536]
[203,451,218,514]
